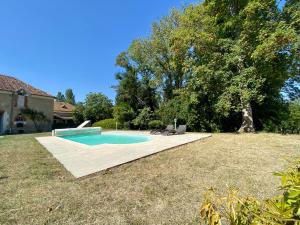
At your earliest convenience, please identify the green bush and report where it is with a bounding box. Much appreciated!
[263,101,300,134]
[123,121,131,130]
[133,107,153,129]
[92,118,122,129]
[158,96,188,125]
[282,101,300,134]
[113,103,135,124]
[148,120,164,129]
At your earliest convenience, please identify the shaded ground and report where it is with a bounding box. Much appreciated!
[0,133,299,225]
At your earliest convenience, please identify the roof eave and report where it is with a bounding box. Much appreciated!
[0,89,54,98]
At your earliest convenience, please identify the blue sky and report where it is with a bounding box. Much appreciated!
[0,0,198,102]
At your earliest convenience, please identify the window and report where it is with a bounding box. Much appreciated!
[17,95,25,108]
[16,89,28,109]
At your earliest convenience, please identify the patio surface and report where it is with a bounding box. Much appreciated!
[36,131,211,178]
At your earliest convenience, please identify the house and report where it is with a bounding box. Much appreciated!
[53,101,75,128]
[0,74,54,134]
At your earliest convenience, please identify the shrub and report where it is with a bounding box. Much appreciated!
[148,120,164,129]
[84,93,113,123]
[113,103,135,124]
[21,108,48,132]
[123,121,131,130]
[92,118,122,130]
[262,100,300,134]
[282,100,300,134]
[73,102,85,125]
[158,97,188,125]
[73,93,113,125]
[133,107,153,129]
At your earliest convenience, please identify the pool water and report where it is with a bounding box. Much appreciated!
[61,133,150,146]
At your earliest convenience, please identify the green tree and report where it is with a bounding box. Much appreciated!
[65,89,76,105]
[56,92,66,102]
[114,11,185,115]
[128,40,159,110]
[113,103,135,125]
[281,100,300,134]
[282,0,300,101]
[114,48,159,116]
[283,0,300,33]
[83,93,113,123]
[73,102,85,125]
[133,107,153,129]
[114,0,299,132]
[149,10,187,100]
[21,108,48,132]
[129,11,187,101]
[114,52,141,112]
[176,0,299,132]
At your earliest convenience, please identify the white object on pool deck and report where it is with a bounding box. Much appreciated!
[52,127,101,137]
[77,120,91,128]
[36,131,212,178]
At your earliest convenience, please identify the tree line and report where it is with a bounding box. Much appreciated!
[56,90,113,126]
[112,0,300,133]
[56,89,76,105]
[69,0,299,133]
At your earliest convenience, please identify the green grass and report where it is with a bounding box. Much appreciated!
[0,133,299,224]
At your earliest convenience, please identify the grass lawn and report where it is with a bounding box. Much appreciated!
[0,133,299,225]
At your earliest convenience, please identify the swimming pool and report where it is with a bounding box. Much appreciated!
[61,133,151,146]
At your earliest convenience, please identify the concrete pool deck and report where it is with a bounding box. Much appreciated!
[36,131,211,178]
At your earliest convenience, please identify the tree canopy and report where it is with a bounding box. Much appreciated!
[65,89,76,105]
[56,92,66,102]
[73,92,113,124]
[113,0,299,132]
[56,89,76,105]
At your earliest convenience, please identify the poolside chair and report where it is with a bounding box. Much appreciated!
[163,125,186,136]
[176,125,187,134]
[150,124,174,135]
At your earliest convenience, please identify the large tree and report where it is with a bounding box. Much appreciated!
[56,89,76,105]
[73,93,113,124]
[132,11,187,101]
[84,93,113,123]
[114,0,299,132]
[65,88,76,105]
[114,46,158,113]
[176,0,299,132]
[114,52,141,112]
[282,0,300,101]
[56,92,66,102]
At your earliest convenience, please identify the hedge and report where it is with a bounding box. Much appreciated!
[148,120,164,129]
[92,118,122,129]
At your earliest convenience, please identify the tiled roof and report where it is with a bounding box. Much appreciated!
[54,101,75,113]
[0,74,53,97]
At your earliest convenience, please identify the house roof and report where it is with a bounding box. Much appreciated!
[0,74,54,98]
[54,101,75,113]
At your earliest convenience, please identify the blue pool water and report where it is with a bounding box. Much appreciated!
[61,133,150,146]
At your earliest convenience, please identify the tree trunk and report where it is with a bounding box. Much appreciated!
[238,101,255,133]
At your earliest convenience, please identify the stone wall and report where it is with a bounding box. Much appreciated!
[0,92,54,134]
[0,92,12,134]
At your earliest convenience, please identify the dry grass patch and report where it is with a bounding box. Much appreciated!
[0,133,299,225]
